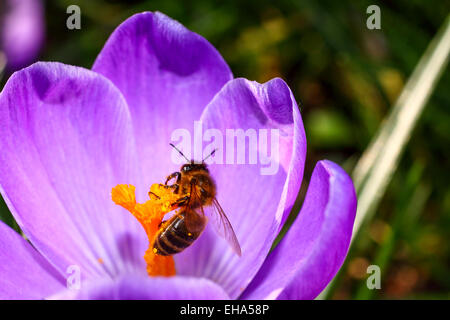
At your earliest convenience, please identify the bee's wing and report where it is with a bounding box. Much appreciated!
[207,197,242,257]
[184,207,207,233]
[184,188,207,233]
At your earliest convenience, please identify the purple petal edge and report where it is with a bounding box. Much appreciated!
[174,77,306,299]
[93,11,233,199]
[49,275,230,300]
[0,220,65,299]
[0,62,146,281]
[242,160,357,300]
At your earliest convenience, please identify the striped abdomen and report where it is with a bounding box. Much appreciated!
[153,211,204,256]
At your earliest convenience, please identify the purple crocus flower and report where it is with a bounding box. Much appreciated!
[0,0,45,72]
[0,12,356,300]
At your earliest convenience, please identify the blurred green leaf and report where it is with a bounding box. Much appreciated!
[306,109,354,147]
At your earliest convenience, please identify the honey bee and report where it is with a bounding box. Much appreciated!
[150,144,242,257]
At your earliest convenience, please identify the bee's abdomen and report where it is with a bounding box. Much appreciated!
[153,213,200,256]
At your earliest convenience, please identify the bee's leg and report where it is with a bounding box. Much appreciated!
[148,191,161,200]
[187,178,198,206]
[171,195,190,208]
[160,183,180,194]
[158,219,169,228]
[165,172,181,186]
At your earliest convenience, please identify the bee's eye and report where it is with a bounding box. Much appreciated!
[182,165,191,172]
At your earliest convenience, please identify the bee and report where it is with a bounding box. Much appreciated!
[150,144,242,257]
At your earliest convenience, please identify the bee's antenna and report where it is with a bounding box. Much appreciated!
[202,148,217,162]
[170,143,190,162]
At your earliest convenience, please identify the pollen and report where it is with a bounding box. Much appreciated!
[112,183,180,277]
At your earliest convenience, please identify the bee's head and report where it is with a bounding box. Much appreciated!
[170,143,216,174]
[180,162,208,173]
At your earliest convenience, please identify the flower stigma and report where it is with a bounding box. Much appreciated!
[111,184,181,277]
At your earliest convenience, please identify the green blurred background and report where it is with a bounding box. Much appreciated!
[1,0,449,299]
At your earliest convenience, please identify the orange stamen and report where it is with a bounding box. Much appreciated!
[111,184,180,277]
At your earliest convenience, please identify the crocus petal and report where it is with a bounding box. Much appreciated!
[241,160,357,300]
[93,11,233,196]
[1,0,45,71]
[174,78,306,299]
[50,275,229,300]
[0,62,147,281]
[0,221,65,299]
